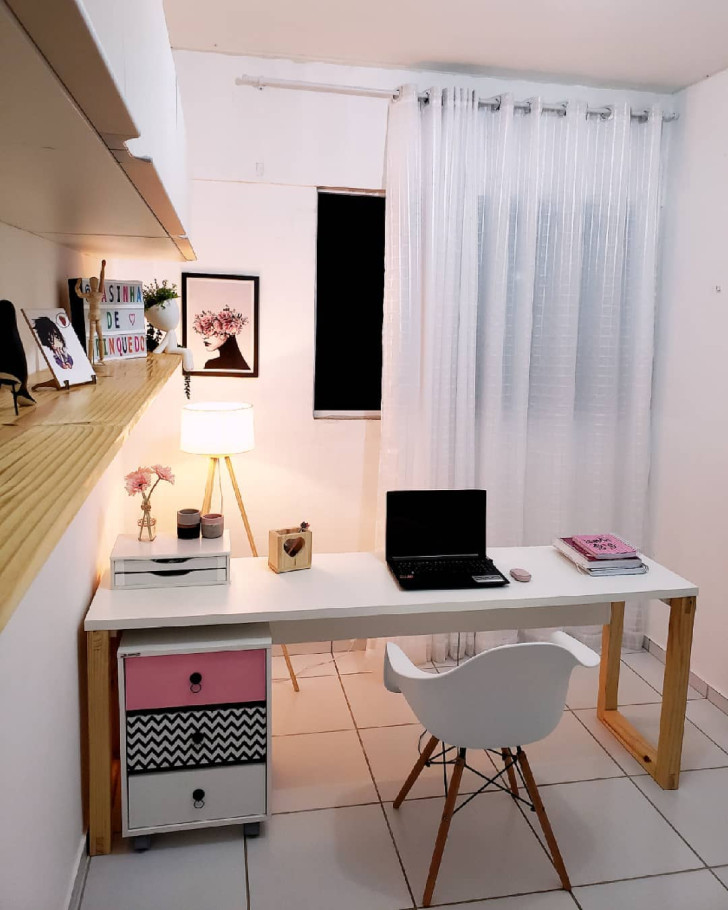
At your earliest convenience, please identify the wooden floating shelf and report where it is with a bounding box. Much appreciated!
[0,354,181,633]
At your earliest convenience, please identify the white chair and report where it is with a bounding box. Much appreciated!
[384,632,600,906]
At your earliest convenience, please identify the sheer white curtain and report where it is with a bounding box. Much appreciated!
[378,85,665,660]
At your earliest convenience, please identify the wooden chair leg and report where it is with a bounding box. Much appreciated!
[423,749,466,907]
[517,749,571,891]
[502,748,519,797]
[280,644,300,692]
[393,735,439,809]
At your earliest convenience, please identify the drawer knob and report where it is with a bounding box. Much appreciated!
[191,730,204,745]
[192,788,206,808]
[189,672,203,693]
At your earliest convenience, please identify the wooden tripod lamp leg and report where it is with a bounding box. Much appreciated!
[202,457,217,516]
[223,455,300,693]
[281,645,300,692]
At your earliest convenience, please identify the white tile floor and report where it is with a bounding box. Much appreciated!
[81,646,728,910]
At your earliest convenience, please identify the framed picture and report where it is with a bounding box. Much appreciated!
[22,308,96,388]
[181,273,259,377]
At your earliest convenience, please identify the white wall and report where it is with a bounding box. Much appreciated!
[108,53,673,557]
[0,366,184,910]
[649,67,728,697]
[0,221,124,910]
[0,221,94,374]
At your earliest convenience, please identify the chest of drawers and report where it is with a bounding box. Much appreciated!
[117,624,271,839]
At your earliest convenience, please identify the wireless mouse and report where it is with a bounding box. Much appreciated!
[509,568,531,583]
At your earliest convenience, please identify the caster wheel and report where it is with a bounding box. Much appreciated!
[243,822,261,838]
[132,835,152,852]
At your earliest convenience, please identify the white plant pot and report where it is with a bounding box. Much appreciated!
[145,300,180,333]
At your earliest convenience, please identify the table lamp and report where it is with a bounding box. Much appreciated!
[180,401,299,691]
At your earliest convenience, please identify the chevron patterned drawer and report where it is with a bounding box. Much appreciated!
[125,648,266,710]
[126,702,266,774]
[128,764,267,830]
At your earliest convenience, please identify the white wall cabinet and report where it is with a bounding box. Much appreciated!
[2,0,194,260]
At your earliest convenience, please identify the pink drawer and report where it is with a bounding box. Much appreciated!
[125,649,266,711]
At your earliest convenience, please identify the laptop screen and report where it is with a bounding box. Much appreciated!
[386,490,487,560]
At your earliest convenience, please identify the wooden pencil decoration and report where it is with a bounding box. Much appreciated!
[268,521,312,573]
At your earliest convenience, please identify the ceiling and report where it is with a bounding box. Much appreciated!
[163,0,728,92]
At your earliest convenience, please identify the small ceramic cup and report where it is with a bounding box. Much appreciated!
[201,513,224,539]
[177,508,201,539]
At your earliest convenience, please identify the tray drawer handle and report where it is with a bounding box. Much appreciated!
[192,788,205,809]
[189,672,203,693]
[191,730,204,745]
[149,569,192,577]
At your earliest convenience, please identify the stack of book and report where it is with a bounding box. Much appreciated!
[553,534,647,576]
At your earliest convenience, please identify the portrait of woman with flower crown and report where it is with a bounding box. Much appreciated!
[182,273,259,377]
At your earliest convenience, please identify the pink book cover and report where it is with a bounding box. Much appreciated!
[571,534,636,560]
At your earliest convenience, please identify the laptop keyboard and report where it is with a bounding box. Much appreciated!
[394,558,494,575]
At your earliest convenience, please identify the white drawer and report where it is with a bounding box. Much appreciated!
[114,555,227,573]
[113,567,228,589]
[127,764,266,830]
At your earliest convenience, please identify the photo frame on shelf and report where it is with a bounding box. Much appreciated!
[22,308,96,389]
[181,273,259,378]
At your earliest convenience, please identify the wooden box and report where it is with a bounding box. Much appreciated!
[268,528,312,573]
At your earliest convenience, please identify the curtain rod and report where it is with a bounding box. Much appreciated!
[235,74,678,122]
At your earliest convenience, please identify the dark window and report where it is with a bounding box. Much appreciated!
[314,191,385,415]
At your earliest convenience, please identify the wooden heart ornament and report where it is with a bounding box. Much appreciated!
[283,536,305,557]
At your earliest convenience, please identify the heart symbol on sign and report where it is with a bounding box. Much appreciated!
[129,313,136,325]
[283,537,305,557]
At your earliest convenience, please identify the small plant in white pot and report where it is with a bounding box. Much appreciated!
[143,280,192,370]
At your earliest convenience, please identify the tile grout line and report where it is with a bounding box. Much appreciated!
[621,651,708,702]
[708,867,728,895]
[332,656,418,910]
[623,772,709,869]
[422,886,568,908]
[567,706,646,777]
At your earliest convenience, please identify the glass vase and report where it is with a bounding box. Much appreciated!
[137,500,157,542]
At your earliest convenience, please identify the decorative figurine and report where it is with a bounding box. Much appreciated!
[0,299,35,414]
[143,280,193,371]
[74,259,106,367]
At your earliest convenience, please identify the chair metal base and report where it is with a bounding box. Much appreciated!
[393,736,571,907]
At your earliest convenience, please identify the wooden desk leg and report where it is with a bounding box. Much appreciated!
[87,630,113,856]
[598,596,697,790]
[655,596,697,789]
[597,601,625,717]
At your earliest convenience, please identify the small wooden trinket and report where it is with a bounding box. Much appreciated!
[268,522,312,573]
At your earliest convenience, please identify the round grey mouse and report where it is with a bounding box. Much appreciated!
[510,568,531,583]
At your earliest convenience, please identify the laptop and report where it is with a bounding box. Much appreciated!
[385,489,510,591]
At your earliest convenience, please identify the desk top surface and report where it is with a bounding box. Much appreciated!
[84,547,698,632]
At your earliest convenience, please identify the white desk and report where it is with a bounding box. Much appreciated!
[84,546,698,854]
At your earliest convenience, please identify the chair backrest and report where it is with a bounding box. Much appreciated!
[384,633,598,750]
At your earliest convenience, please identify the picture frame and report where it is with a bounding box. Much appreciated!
[181,273,259,378]
[22,308,96,389]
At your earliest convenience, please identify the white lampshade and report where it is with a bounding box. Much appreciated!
[180,402,254,456]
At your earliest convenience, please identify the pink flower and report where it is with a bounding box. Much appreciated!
[124,467,152,496]
[193,305,248,339]
[151,464,175,484]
